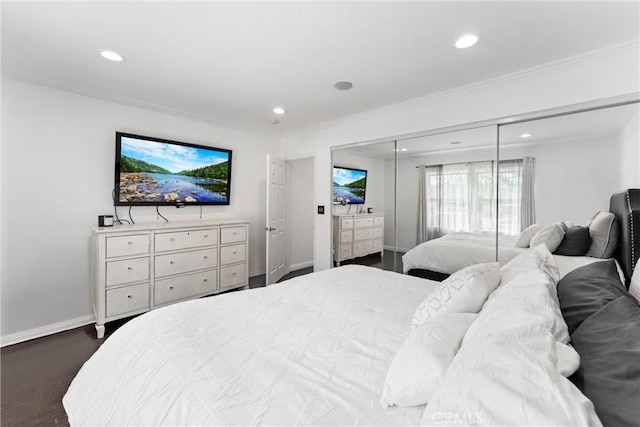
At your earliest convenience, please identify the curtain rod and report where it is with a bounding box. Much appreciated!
[415,157,534,168]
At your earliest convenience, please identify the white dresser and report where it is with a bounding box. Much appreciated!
[92,219,249,338]
[333,213,384,266]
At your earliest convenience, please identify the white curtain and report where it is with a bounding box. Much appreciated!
[520,156,536,230]
[497,160,522,236]
[418,159,530,239]
[417,165,428,244]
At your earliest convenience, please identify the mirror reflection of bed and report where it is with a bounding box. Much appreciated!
[333,102,639,279]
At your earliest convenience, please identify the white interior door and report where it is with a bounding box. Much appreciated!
[266,154,287,285]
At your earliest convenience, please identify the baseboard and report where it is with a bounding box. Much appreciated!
[289,261,313,271]
[383,245,410,253]
[0,315,95,347]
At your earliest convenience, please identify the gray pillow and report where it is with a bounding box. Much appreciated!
[586,211,618,258]
[569,296,640,427]
[557,259,628,334]
[554,226,591,256]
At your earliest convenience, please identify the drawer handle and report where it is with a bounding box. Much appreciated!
[127,267,133,271]
[203,278,208,282]
[233,232,238,235]
[170,238,175,242]
[169,261,175,265]
[232,251,237,255]
[232,271,237,276]
[127,295,133,299]
[203,255,208,259]
[169,286,174,290]
[127,241,133,245]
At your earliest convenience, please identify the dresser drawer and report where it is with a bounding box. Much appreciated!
[340,230,353,243]
[106,283,149,317]
[155,248,218,278]
[373,238,384,252]
[106,234,149,258]
[373,227,383,239]
[354,217,374,228]
[353,228,373,241]
[220,244,246,265]
[220,226,247,244]
[220,264,246,290]
[154,270,217,306]
[353,240,373,256]
[374,216,384,227]
[340,243,352,258]
[340,218,353,229]
[106,257,150,287]
[155,229,218,252]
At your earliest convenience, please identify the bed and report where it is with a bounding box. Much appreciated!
[402,232,522,279]
[63,189,640,426]
[403,190,640,281]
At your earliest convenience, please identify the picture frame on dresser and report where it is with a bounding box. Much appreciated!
[92,219,249,338]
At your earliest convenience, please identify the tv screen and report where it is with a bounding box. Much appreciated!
[115,132,232,206]
[333,166,367,205]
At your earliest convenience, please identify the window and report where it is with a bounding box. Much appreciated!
[422,159,530,240]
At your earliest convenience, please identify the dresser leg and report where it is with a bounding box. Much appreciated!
[95,324,105,339]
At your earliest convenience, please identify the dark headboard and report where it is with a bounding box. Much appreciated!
[609,189,640,288]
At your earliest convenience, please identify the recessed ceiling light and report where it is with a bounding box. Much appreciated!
[520,133,532,138]
[99,49,126,62]
[333,81,353,91]
[450,141,462,145]
[273,107,287,115]
[454,34,480,49]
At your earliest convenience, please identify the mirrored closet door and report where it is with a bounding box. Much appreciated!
[332,125,500,275]
[496,102,640,258]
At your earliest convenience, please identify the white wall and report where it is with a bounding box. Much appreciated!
[287,157,314,270]
[282,42,640,271]
[1,78,279,342]
[618,108,640,189]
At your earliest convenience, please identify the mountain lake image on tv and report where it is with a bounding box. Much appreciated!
[333,166,367,204]
[115,132,232,206]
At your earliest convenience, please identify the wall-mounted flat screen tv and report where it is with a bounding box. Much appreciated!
[333,166,367,205]
[115,132,232,206]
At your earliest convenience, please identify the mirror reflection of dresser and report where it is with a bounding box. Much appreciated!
[333,213,384,266]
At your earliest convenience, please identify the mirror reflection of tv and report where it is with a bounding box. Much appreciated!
[115,132,232,206]
[333,166,367,205]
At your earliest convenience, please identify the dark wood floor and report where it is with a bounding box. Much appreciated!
[0,253,399,426]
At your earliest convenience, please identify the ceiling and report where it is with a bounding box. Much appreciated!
[2,1,639,136]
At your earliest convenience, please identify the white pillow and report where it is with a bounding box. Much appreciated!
[515,224,542,248]
[381,313,477,407]
[500,245,569,344]
[530,223,565,252]
[411,262,500,329]
[629,263,640,304]
[555,341,580,377]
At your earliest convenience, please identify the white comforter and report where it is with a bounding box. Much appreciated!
[63,265,438,426]
[402,232,523,274]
